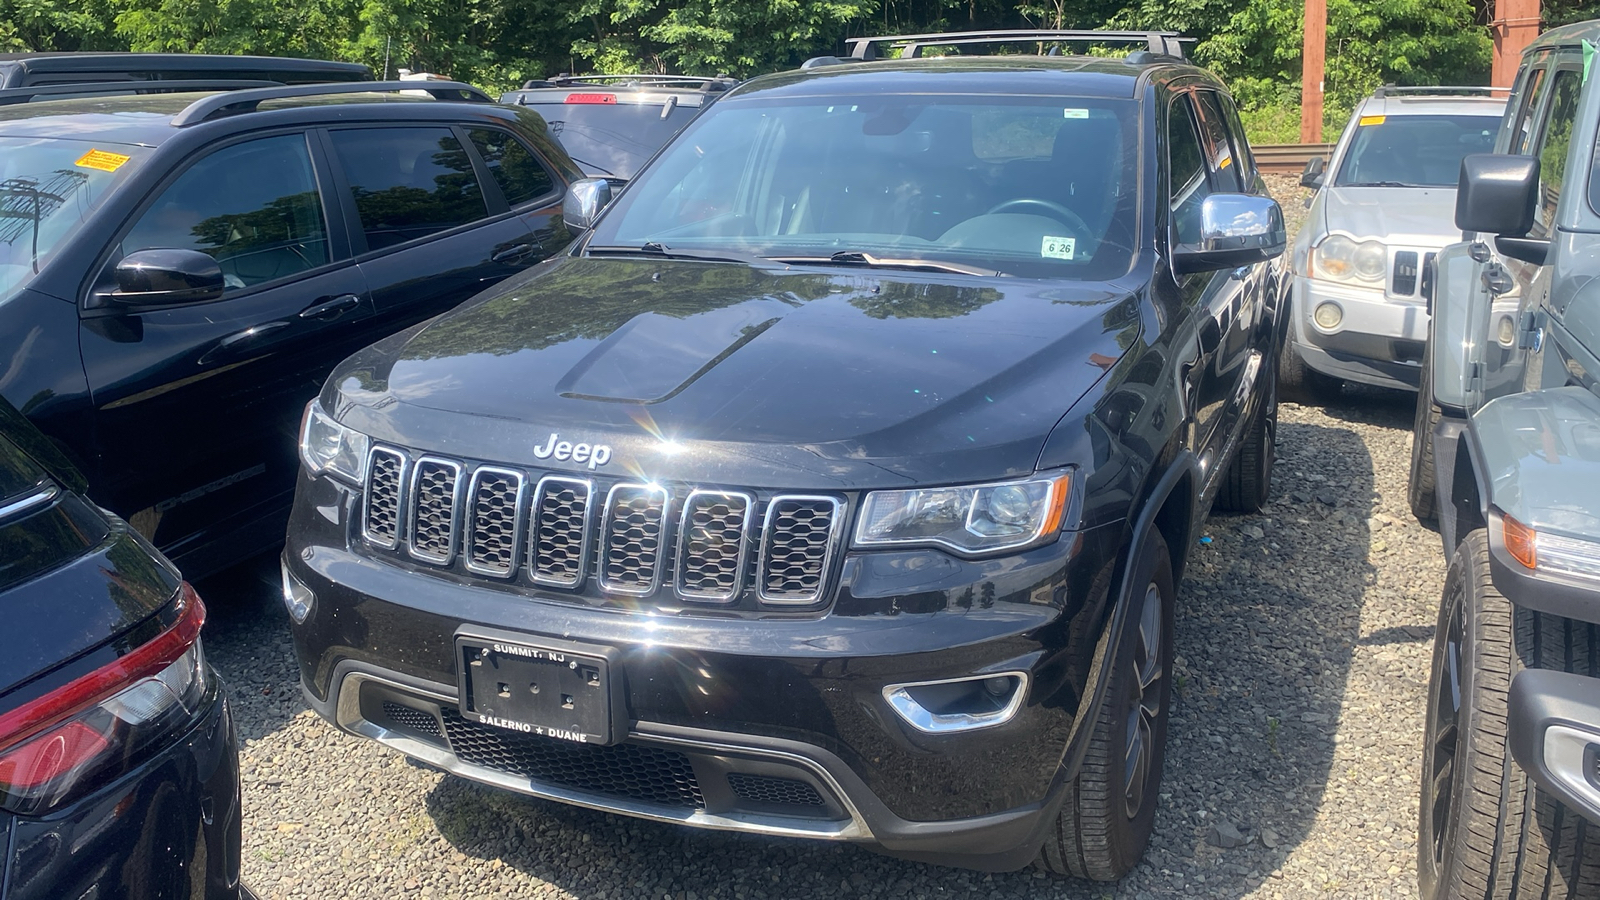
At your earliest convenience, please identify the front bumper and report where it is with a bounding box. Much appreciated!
[1508,669,1600,826]
[1289,275,1429,390]
[1,682,241,900]
[284,477,1124,870]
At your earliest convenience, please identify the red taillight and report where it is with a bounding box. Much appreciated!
[565,92,617,104]
[0,721,111,790]
[0,582,206,754]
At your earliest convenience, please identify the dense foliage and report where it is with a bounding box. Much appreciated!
[0,0,1503,143]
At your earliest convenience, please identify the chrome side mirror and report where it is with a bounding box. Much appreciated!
[562,177,614,231]
[1173,194,1287,275]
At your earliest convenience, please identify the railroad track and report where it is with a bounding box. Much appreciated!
[1254,142,1334,174]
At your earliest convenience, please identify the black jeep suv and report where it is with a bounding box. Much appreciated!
[284,30,1285,878]
[0,81,583,578]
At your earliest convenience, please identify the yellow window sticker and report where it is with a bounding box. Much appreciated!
[1358,114,1386,126]
[75,149,131,172]
[1042,235,1076,260]
[1064,108,1089,119]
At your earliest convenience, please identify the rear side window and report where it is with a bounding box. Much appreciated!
[121,133,328,293]
[1509,55,1551,155]
[467,129,555,206]
[328,127,488,252]
[1192,91,1243,192]
[1529,68,1579,235]
[1168,96,1211,245]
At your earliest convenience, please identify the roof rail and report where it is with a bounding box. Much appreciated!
[1372,84,1512,98]
[171,80,492,127]
[0,79,283,107]
[528,73,738,91]
[843,29,1193,61]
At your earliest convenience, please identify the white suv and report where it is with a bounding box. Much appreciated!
[1283,87,1506,399]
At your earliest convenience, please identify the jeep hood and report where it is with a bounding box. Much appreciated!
[330,257,1142,489]
[1321,185,1459,245]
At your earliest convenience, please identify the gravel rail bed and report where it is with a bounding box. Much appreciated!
[201,179,1449,899]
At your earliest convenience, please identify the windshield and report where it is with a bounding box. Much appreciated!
[1335,114,1500,187]
[529,101,703,179]
[587,94,1140,280]
[0,137,147,304]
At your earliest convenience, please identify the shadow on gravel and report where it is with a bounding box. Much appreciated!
[193,552,308,745]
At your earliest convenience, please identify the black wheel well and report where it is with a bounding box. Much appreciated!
[1451,438,1486,544]
[1150,470,1194,585]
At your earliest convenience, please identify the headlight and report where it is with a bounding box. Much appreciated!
[1312,235,1386,285]
[298,399,369,484]
[853,470,1072,555]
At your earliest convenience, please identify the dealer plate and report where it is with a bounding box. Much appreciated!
[455,634,619,744]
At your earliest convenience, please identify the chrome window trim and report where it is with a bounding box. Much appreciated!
[674,489,754,603]
[527,475,595,589]
[599,482,671,596]
[463,466,528,578]
[757,494,845,606]
[406,456,464,565]
[362,446,409,550]
[0,484,59,524]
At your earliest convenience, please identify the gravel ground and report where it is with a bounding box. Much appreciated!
[200,176,1452,899]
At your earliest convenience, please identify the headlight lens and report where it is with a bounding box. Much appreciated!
[298,399,369,484]
[854,471,1072,555]
[1312,236,1386,284]
[1352,241,1387,280]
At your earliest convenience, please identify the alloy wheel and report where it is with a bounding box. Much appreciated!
[1123,582,1165,819]
[1426,582,1465,868]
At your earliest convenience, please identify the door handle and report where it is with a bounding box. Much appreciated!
[299,294,361,320]
[199,320,291,365]
[491,243,537,264]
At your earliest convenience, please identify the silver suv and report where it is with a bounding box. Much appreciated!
[1283,86,1505,399]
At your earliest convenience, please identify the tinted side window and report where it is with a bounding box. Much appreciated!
[328,127,488,252]
[121,133,328,293]
[1193,91,1244,192]
[468,128,555,206]
[1509,56,1551,155]
[1169,96,1211,245]
[1216,93,1257,186]
[1531,68,1580,236]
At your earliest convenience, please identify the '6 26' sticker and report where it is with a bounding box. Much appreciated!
[1041,235,1076,260]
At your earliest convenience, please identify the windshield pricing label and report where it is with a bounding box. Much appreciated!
[75,149,131,172]
[1041,235,1076,260]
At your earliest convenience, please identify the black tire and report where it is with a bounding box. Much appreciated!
[1278,333,1342,404]
[1408,346,1442,524]
[1418,530,1600,900]
[1216,367,1277,513]
[1038,531,1174,881]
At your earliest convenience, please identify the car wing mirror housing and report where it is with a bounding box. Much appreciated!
[112,249,224,305]
[1173,194,1287,275]
[1300,156,1326,189]
[1456,153,1539,236]
[563,177,614,231]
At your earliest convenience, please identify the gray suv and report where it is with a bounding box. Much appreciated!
[1408,22,1600,899]
[1285,86,1504,400]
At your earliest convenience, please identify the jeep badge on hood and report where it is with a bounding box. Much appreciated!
[531,433,612,469]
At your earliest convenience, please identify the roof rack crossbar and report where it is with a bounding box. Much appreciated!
[846,29,1191,60]
[1372,84,1512,98]
[171,80,491,127]
[0,79,284,106]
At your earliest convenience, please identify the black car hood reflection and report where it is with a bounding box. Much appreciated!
[333,257,1142,488]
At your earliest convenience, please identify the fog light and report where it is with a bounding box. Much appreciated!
[1313,301,1343,331]
[883,672,1028,733]
[280,561,314,624]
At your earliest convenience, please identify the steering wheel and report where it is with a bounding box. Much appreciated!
[986,198,1091,237]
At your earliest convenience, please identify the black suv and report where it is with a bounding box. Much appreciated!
[0,51,371,91]
[499,74,737,181]
[0,81,584,578]
[0,396,241,900]
[285,30,1284,878]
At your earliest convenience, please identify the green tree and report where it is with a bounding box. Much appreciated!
[569,0,875,75]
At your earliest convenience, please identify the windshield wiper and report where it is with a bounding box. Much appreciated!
[1341,181,1422,188]
[585,242,772,266]
[772,250,1001,277]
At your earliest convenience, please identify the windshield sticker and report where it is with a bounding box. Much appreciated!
[75,149,131,173]
[1358,114,1386,126]
[1063,108,1089,119]
[1041,236,1077,260]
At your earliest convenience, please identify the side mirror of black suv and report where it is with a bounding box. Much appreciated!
[111,248,225,305]
[1174,193,1287,274]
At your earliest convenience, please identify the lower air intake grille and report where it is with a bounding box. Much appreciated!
[440,709,704,808]
[364,448,405,549]
[1393,250,1419,296]
[600,484,669,595]
[467,469,523,576]
[727,773,825,807]
[409,458,462,563]
[382,701,441,737]
[759,496,841,603]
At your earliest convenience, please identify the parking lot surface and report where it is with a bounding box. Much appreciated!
[203,383,1444,900]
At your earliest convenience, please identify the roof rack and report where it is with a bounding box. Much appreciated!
[171,80,492,127]
[1373,84,1512,98]
[0,79,283,107]
[519,73,738,92]
[842,29,1193,61]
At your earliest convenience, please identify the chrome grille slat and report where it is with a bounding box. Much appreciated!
[675,490,753,602]
[363,447,407,549]
[407,457,464,564]
[600,484,670,595]
[758,495,843,605]
[465,467,525,577]
[529,476,594,587]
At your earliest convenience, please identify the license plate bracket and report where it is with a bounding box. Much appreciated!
[454,629,625,745]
